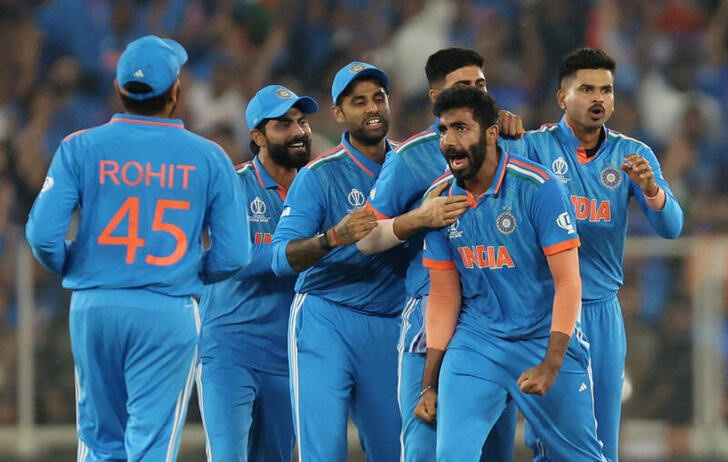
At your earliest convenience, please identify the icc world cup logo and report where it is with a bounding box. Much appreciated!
[249,196,269,223]
[348,189,366,208]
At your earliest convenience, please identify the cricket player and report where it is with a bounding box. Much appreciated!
[25,35,250,461]
[357,47,523,461]
[271,61,407,461]
[500,48,683,461]
[196,85,318,461]
[415,85,606,461]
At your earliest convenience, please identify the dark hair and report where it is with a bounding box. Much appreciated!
[119,82,175,115]
[336,76,387,106]
[433,85,499,129]
[558,48,616,87]
[249,119,270,156]
[425,48,484,88]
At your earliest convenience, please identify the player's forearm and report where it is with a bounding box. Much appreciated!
[356,218,404,255]
[425,268,461,350]
[392,208,426,240]
[643,187,684,239]
[421,347,446,391]
[542,331,570,371]
[282,232,332,273]
[233,244,273,280]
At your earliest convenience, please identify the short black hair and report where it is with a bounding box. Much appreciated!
[249,119,270,156]
[425,48,484,88]
[336,76,388,106]
[558,48,616,87]
[433,85,499,129]
[119,81,175,115]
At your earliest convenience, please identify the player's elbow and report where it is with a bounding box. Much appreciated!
[271,242,298,276]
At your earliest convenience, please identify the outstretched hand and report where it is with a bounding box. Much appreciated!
[416,181,470,229]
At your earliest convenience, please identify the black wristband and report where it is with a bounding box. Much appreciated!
[316,232,332,251]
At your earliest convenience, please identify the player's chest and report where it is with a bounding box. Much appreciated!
[244,186,285,238]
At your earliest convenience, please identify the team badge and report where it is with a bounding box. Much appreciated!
[551,157,569,183]
[275,87,293,99]
[600,166,622,188]
[496,211,516,234]
[350,63,366,73]
[40,176,54,196]
[556,212,576,234]
[447,219,463,239]
[347,188,366,209]
[248,196,269,223]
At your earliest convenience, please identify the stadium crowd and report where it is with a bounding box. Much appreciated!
[0,0,727,458]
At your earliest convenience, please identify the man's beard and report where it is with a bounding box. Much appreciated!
[349,115,389,146]
[446,135,487,183]
[267,136,312,169]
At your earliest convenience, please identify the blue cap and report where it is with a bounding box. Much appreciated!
[245,85,318,130]
[331,61,389,105]
[116,35,188,101]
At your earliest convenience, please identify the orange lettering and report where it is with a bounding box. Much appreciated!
[121,161,143,186]
[176,165,196,189]
[100,160,120,185]
[495,247,515,268]
[458,247,477,269]
[145,163,166,187]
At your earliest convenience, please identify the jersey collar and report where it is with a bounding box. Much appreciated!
[252,155,288,200]
[109,113,185,129]
[340,132,393,177]
[450,150,509,207]
[557,116,609,164]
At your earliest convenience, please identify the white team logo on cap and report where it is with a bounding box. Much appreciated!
[347,188,366,209]
[133,69,144,78]
[350,63,367,73]
[249,196,269,223]
[556,212,576,234]
[40,176,54,196]
[275,88,293,99]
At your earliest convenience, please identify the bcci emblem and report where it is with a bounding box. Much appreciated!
[347,188,366,209]
[600,166,622,188]
[248,196,269,223]
[275,88,293,99]
[496,212,516,234]
[447,219,463,239]
[551,157,570,183]
[350,63,367,73]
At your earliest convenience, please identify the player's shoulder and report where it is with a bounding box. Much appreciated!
[235,160,257,180]
[424,171,455,197]
[606,128,652,152]
[395,127,440,155]
[504,153,553,187]
[306,144,348,172]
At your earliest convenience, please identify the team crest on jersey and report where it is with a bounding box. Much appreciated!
[248,196,269,223]
[347,188,366,209]
[275,88,293,99]
[600,166,622,188]
[496,211,516,234]
[40,176,54,196]
[447,219,463,239]
[551,157,570,183]
[556,212,576,234]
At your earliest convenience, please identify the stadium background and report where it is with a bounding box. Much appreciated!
[0,0,727,460]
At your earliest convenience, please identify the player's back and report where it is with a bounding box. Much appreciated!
[56,114,246,295]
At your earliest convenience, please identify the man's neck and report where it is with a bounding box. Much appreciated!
[258,152,297,190]
[465,148,500,197]
[348,134,388,165]
[569,120,604,150]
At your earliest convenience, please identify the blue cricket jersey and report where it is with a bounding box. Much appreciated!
[271,132,407,316]
[25,113,250,297]
[500,116,683,300]
[423,152,580,340]
[199,156,296,375]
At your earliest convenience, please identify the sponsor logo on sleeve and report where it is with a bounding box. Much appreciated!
[40,176,54,196]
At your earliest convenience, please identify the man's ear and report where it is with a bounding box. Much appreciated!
[331,105,346,124]
[250,129,266,149]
